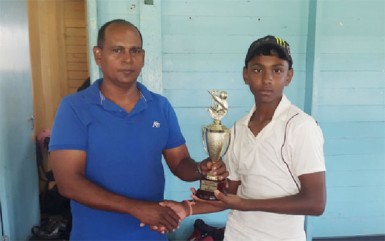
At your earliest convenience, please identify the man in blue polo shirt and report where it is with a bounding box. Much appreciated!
[48,19,228,240]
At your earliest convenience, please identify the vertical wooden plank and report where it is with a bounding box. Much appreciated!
[304,0,317,115]
[56,0,69,98]
[139,0,163,94]
[306,216,313,241]
[0,204,3,240]
[305,1,318,239]
[64,0,89,91]
[86,0,99,83]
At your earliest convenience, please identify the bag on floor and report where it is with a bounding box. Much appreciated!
[29,215,70,240]
[187,219,225,241]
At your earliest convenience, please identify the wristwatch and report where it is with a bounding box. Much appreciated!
[195,162,203,179]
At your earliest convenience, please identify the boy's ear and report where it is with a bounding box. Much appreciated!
[285,68,294,86]
[243,67,249,85]
[93,47,102,66]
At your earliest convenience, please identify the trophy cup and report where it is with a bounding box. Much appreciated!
[196,90,230,201]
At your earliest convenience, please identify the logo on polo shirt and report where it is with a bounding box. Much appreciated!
[152,121,160,128]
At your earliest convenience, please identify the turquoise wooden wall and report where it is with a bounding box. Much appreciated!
[0,0,40,240]
[308,0,385,237]
[87,0,385,239]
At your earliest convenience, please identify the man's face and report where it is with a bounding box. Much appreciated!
[93,23,145,87]
[243,54,293,104]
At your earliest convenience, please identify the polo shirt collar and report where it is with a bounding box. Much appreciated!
[242,95,292,126]
[82,79,153,118]
[83,78,153,105]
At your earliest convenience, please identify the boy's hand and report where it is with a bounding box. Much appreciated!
[191,188,243,210]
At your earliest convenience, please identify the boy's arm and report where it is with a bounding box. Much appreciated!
[214,171,326,216]
[160,179,241,218]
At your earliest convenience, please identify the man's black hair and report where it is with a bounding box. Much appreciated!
[97,19,143,48]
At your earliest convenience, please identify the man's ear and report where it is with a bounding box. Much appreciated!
[141,50,145,66]
[285,68,294,86]
[93,47,102,66]
[243,67,249,85]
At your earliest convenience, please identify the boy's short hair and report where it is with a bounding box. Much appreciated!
[245,35,293,69]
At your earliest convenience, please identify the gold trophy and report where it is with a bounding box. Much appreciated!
[196,90,230,201]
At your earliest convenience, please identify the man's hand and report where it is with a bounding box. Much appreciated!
[159,200,191,220]
[135,202,181,233]
[144,200,191,234]
[200,157,228,180]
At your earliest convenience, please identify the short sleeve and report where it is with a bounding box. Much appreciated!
[49,98,88,151]
[164,100,186,149]
[289,120,326,176]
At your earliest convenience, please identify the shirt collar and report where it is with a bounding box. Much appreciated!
[242,95,292,126]
[83,78,153,105]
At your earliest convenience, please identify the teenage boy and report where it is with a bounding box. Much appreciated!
[161,35,326,241]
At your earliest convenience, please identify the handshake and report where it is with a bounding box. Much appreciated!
[137,158,235,234]
[139,187,230,234]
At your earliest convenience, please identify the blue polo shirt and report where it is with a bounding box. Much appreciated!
[49,79,185,240]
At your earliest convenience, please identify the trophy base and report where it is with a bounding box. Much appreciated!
[196,178,227,201]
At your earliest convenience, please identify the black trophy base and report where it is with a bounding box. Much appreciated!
[196,178,227,201]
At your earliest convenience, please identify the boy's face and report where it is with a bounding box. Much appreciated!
[93,23,145,87]
[243,54,293,104]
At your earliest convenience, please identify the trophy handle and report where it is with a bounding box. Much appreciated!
[223,132,231,156]
[202,128,208,154]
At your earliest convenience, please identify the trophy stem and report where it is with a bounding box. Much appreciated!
[196,179,227,201]
[205,174,218,181]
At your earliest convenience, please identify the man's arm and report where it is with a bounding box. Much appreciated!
[163,144,228,182]
[50,150,181,231]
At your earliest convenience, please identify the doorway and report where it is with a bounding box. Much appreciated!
[27,0,89,239]
[28,0,89,134]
